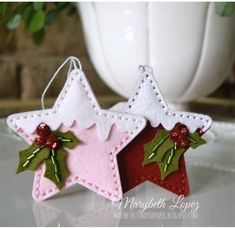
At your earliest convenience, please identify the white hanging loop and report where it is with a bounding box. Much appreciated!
[139,65,145,73]
[41,56,82,110]
[144,65,153,74]
[138,65,153,74]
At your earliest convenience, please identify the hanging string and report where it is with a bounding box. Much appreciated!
[41,56,82,110]
[139,65,153,74]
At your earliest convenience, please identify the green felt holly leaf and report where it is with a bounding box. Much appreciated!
[143,127,207,180]
[44,149,69,190]
[188,132,206,149]
[143,129,174,166]
[159,148,185,180]
[16,127,81,190]
[55,131,80,149]
[16,142,50,174]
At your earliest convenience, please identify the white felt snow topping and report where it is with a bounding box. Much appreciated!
[123,70,212,133]
[7,69,146,141]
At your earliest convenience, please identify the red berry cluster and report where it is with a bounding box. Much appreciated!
[169,123,190,149]
[35,123,59,150]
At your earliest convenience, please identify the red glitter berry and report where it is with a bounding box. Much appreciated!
[35,135,46,147]
[45,134,59,150]
[169,129,179,142]
[169,123,190,148]
[174,123,189,136]
[36,123,51,138]
[176,135,189,149]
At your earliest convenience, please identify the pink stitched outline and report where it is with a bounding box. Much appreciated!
[10,70,144,201]
[125,74,210,193]
[34,128,133,200]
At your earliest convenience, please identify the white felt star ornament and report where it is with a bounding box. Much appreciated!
[7,57,146,201]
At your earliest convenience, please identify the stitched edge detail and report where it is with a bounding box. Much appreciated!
[125,74,212,194]
[34,130,133,200]
[133,161,187,195]
[126,74,211,132]
[8,71,142,139]
[9,71,145,201]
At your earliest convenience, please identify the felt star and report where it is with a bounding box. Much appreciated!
[7,66,146,201]
[115,66,212,196]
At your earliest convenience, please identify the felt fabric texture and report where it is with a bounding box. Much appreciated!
[124,71,212,133]
[44,148,69,190]
[116,68,212,196]
[17,130,80,190]
[17,142,50,174]
[143,129,206,180]
[32,124,136,201]
[143,129,185,180]
[54,131,80,149]
[118,123,189,196]
[188,132,206,149]
[7,69,144,141]
[7,67,146,201]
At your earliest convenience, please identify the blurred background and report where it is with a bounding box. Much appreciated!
[0,2,234,119]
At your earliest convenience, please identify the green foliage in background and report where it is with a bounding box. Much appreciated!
[216,2,235,16]
[0,2,234,46]
[0,2,76,45]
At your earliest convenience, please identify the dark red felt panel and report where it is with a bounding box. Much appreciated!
[118,122,189,196]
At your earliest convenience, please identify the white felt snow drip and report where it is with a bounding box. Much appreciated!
[123,66,212,133]
[7,68,146,141]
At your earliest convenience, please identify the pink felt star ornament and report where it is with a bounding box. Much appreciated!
[7,57,146,201]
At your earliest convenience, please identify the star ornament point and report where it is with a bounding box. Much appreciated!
[7,68,146,201]
[117,66,212,196]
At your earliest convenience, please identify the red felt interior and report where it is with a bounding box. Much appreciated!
[118,122,189,196]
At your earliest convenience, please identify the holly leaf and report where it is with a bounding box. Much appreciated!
[159,148,185,180]
[55,131,80,149]
[16,142,50,174]
[143,129,173,166]
[44,149,69,190]
[188,132,206,149]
